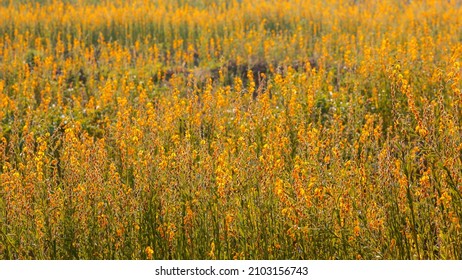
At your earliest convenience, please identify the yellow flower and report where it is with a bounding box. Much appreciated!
[145,246,154,260]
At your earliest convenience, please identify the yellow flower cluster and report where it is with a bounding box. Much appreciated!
[0,0,461,260]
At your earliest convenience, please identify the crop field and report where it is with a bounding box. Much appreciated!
[0,0,461,260]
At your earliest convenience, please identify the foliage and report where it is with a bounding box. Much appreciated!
[0,0,462,259]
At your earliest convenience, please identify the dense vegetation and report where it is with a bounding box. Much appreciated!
[1,0,462,259]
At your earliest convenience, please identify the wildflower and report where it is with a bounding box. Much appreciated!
[145,246,154,260]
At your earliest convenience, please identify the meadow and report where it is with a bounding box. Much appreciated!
[0,0,461,259]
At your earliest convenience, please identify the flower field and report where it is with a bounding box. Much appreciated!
[0,0,461,259]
